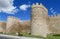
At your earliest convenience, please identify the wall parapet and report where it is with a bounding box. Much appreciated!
[32,3,48,12]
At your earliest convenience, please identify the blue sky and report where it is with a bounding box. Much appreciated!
[0,0,60,21]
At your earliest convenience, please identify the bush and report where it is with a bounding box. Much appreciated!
[46,34,60,39]
[53,34,60,36]
[18,33,23,36]
[0,32,3,34]
[5,32,16,36]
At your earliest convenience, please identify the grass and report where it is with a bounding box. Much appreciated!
[46,34,60,39]
[22,34,44,38]
[0,32,44,38]
[3,32,17,36]
[5,33,60,39]
[1,32,60,39]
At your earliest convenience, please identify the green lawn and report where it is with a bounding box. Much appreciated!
[22,34,44,38]
[1,32,60,39]
[46,34,60,39]
[0,32,44,38]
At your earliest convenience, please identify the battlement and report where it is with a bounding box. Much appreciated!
[49,14,60,18]
[32,3,48,12]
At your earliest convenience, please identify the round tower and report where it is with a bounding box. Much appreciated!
[31,3,50,37]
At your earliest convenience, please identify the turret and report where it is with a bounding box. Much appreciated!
[53,13,56,17]
[32,3,48,12]
[31,3,50,37]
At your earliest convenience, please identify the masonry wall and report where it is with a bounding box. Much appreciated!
[0,21,6,32]
[49,14,60,34]
[6,16,20,33]
[31,3,50,37]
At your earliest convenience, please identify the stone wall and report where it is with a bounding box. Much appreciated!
[31,3,50,37]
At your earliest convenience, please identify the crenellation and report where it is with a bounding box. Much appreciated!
[40,3,48,12]
[53,13,56,17]
[32,3,35,6]
[36,2,39,5]
[50,15,54,18]
[32,3,48,12]
[58,14,60,18]
[49,14,60,19]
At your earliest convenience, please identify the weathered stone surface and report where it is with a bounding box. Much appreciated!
[31,3,50,37]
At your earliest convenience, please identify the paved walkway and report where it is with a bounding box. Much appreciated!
[0,34,43,39]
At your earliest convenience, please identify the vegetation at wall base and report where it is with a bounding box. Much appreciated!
[46,34,60,39]
[0,32,3,34]
[3,32,17,36]
[1,32,45,38]
[22,34,45,38]
[2,32,60,39]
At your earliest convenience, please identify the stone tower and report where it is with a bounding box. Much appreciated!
[6,16,20,32]
[31,3,50,37]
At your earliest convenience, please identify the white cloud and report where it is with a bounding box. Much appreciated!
[0,0,17,14]
[50,8,53,10]
[50,8,54,13]
[51,10,54,13]
[19,4,30,11]
[50,8,57,15]
[53,12,56,14]
[7,9,19,14]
